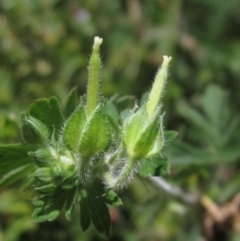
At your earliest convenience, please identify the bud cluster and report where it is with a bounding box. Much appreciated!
[0,36,173,235]
[20,37,171,191]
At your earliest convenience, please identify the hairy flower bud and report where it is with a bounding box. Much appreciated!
[122,104,164,160]
[21,112,49,144]
[63,103,110,157]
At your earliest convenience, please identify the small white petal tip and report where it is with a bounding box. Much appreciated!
[93,36,103,50]
[163,55,172,63]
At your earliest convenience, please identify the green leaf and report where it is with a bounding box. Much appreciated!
[89,193,110,236]
[64,87,78,119]
[167,141,213,165]
[62,103,86,150]
[104,190,122,206]
[32,189,67,222]
[88,186,111,237]
[177,100,224,148]
[0,144,36,175]
[65,187,76,220]
[79,186,111,236]
[35,184,56,194]
[201,85,228,130]
[29,97,64,138]
[164,131,178,143]
[21,112,49,144]
[138,155,169,177]
[32,205,60,222]
[80,190,91,231]
[105,100,119,131]
[0,164,33,187]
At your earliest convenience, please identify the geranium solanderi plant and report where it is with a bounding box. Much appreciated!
[0,37,177,236]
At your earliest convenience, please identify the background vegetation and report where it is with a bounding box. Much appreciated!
[0,0,240,240]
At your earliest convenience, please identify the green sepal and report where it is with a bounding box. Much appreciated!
[0,144,36,175]
[29,97,64,139]
[64,87,78,119]
[0,164,33,188]
[133,107,162,158]
[104,190,122,206]
[79,104,111,157]
[123,104,163,159]
[123,105,148,153]
[138,154,169,177]
[62,102,86,151]
[33,167,53,183]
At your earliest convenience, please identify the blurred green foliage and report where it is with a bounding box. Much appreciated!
[0,0,240,240]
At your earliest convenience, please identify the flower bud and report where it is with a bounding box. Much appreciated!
[29,148,54,167]
[62,103,111,157]
[21,112,49,144]
[122,104,164,160]
[147,56,172,117]
[33,167,53,183]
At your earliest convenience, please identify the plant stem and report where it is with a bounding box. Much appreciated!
[106,158,137,190]
[147,176,199,204]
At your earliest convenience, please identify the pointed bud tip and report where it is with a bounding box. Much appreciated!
[93,36,103,50]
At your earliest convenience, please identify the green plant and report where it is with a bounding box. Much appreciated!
[0,36,176,237]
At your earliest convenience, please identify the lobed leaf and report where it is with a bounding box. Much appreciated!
[65,187,76,220]
[138,155,169,177]
[0,144,36,175]
[79,185,111,236]
[0,164,33,188]
[105,100,119,131]
[64,87,78,119]
[32,189,69,222]
[29,97,64,139]
[104,190,122,206]
[80,190,91,231]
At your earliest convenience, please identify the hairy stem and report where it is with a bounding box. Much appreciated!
[105,158,137,190]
